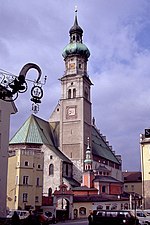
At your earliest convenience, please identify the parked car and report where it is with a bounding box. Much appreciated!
[44,211,56,224]
[134,211,150,225]
[7,210,29,220]
[92,210,139,225]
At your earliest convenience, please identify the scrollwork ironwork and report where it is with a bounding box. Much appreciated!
[0,63,46,113]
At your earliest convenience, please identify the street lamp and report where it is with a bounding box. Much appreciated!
[0,63,46,113]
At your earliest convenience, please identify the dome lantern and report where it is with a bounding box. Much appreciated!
[62,9,90,60]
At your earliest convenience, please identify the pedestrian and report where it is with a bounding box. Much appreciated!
[25,210,40,225]
[11,211,20,225]
[52,214,56,224]
[88,211,93,225]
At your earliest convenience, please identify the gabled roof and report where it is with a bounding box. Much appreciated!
[72,186,97,191]
[92,126,120,165]
[123,171,142,183]
[63,177,80,188]
[9,114,72,164]
[93,175,123,184]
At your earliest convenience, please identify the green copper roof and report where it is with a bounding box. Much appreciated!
[92,126,120,165]
[62,43,90,59]
[9,114,72,164]
[10,115,43,144]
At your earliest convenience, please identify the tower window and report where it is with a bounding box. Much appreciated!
[24,161,29,166]
[73,35,75,41]
[37,177,40,186]
[68,89,71,99]
[49,164,54,176]
[77,35,79,41]
[37,164,41,169]
[73,88,76,98]
[79,63,82,69]
[48,188,52,196]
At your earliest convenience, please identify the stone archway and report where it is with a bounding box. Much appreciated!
[53,183,74,220]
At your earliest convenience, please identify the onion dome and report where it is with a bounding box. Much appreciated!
[62,9,90,59]
[62,42,90,59]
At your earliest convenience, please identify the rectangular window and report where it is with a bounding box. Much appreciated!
[16,176,18,185]
[25,161,29,166]
[23,193,28,202]
[23,176,29,185]
[36,177,40,186]
[131,185,134,191]
[35,196,39,202]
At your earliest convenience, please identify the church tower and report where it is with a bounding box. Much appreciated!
[59,10,92,182]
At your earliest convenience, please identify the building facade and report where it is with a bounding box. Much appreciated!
[7,144,44,211]
[123,171,142,196]
[140,131,150,209]
[0,93,17,217]
[7,12,123,213]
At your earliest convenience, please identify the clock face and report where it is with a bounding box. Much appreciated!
[69,63,75,69]
[68,107,75,116]
[66,106,77,119]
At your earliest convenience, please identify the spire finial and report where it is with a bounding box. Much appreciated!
[74,6,78,26]
[75,5,77,13]
[87,137,90,149]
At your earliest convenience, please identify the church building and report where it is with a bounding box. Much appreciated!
[7,11,123,212]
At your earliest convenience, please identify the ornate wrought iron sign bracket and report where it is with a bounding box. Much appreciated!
[0,63,47,113]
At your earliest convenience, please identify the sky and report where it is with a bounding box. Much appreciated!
[1,0,150,171]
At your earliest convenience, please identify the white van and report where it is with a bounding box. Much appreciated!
[7,210,29,219]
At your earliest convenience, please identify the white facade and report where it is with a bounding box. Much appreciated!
[0,98,17,217]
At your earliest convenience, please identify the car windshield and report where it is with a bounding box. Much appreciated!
[137,212,146,217]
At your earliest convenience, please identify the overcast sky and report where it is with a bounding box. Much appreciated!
[1,0,150,171]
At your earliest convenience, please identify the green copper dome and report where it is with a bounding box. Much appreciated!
[62,42,90,59]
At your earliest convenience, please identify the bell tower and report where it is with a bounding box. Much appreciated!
[59,10,92,183]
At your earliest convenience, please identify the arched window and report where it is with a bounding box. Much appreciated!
[79,207,86,215]
[74,209,78,218]
[73,88,76,98]
[102,185,106,193]
[49,164,54,176]
[68,89,71,99]
[48,187,52,196]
